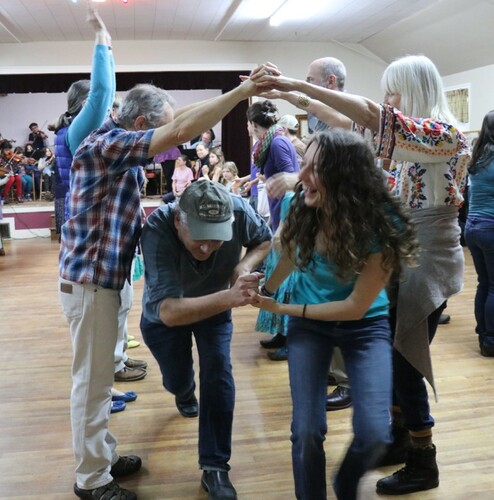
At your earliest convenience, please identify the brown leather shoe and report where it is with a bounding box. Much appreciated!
[125,357,148,369]
[114,366,147,382]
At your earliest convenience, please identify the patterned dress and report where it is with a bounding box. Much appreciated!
[255,194,297,336]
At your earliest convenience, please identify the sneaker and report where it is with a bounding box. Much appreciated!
[74,480,136,500]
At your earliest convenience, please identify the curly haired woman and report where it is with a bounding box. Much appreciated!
[252,129,418,500]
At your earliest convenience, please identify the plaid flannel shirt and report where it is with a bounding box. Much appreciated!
[59,118,153,290]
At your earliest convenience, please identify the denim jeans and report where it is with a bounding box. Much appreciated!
[389,302,446,431]
[465,216,494,346]
[140,311,235,471]
[287,315,392,500]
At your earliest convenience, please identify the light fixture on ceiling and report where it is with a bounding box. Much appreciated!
[269,0,326,27]
[236,0,286,21]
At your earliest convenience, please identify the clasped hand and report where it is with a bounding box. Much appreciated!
[230,272,264,307]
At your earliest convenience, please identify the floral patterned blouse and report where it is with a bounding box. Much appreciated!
[374,104,470,210]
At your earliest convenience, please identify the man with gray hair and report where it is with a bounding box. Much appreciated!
[140,179,271,499]
[58,71,269,500]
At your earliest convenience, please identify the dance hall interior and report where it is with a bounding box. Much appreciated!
[1,1,494,499]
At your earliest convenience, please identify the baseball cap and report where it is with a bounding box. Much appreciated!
[179,179,234,241]
[278,115,299,131]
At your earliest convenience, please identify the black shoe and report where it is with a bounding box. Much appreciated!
[111,455,142,478]
[175,392,199,418]
[201,471,237,500]
[267,346,288,361]
[480,343,494,357]
[326,386,352,411]
[376,445,439,495]
[376,425,411,467]
[74,480,137,499]
[259,333,286,349]
[438,314,450,325]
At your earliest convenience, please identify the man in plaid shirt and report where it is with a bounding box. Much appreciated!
[58,71,270,500]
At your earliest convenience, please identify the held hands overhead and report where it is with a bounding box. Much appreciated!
[239,62,283,96]
[240,62,300,95]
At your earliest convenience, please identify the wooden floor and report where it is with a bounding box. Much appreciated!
[0,237,493,499]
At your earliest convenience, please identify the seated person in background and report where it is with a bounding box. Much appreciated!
[38,147,56,200]
[190,128,216,149]
[193,142,210,180]
[162,154,194,203]
[221,161,239,192]
[205,147,225,182]
[12,146,34,201]
[24,143,41,198]
[0,141,23,203]
[28,122,48,154]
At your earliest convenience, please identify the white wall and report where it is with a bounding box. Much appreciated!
[0,39,387,143]
[443,63,494,131]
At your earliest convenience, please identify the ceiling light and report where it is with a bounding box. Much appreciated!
[236,0,286,21]
[270,0,326,27]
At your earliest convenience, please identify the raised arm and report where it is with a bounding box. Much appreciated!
[148,66,274,157]
[256,73,381,132]
[264,89,352,130]
[67,1,114,153]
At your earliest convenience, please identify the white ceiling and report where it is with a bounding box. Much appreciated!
[0,0,493,76]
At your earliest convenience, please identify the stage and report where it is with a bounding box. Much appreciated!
[0,196,163,240]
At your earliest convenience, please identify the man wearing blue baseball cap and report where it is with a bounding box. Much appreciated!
[140,179,272,499]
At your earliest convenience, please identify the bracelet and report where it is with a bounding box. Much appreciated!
[260,284,275,297]
[297,94,310,108]
[302,304,307,318]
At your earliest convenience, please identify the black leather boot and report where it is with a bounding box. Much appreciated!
[376,424,411,467]
[376,444,439,495]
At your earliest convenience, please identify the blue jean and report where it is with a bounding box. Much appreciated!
[140,311,235,471]
[465,216,494,346]
[287,315,392,500]
[389,302,445,431]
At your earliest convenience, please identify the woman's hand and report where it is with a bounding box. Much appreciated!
[255,74,301,93]
[250,292,281,313]
[238,62,282,97]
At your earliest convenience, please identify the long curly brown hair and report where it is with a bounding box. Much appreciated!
[281,129,419,281]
